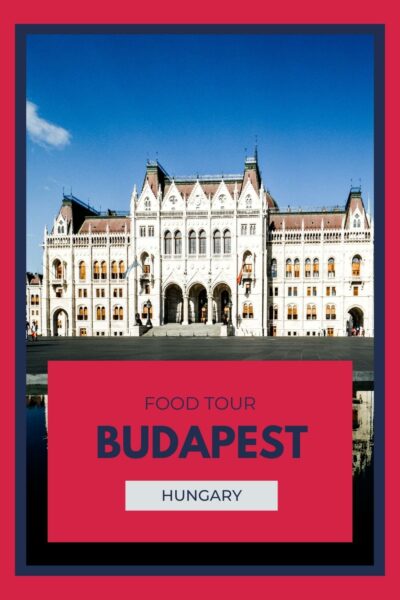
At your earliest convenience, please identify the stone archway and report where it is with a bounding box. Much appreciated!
[188,283,207,324]
[52,308,69,336]
[347,307,364,335]
[164,284,183,324]
[213,282,232,324]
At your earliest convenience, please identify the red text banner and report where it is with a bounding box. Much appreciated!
[48,360,352,543]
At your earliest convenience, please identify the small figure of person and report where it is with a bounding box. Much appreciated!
[31,321,37,341]
[26,321,30,340]
[135,313,143,326]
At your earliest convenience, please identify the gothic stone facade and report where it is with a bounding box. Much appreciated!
[26,272,43,334]
[40,157,373,337]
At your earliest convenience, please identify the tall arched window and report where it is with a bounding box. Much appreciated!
[164,231,172,255]
[79,261,86,281]
[223,229,231,255]
[305,258,311,278]
[213,230,221,254]
[352,255,361,277]
[111,261,118,280]
[328,257,335,278]
[353,215,361,228]
[243,252,253,273]
[242,303,254,318]
[93,261,100,280]
[113,306,124,320]
[269,305,278,320]
[326,304,336,320]
[287,304,298,320]
[294,258,300,278]
[142,303,153,320]
[271,258,277,278]
[306,304,317,320]
[188,230,196,255]
[286,259,292,278]
[78,306,88,321]
[174,231,182,255]
[119,260,125,278]
[53,259,62,279]
[313,258,319,277]
[141,253,150,274]
[101,261,107,279]
[96,306,106,320]
[199,230,206,255]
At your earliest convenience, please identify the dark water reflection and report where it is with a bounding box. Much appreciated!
[26,385,374,567]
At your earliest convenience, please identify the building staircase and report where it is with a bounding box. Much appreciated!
[143,323,224,337]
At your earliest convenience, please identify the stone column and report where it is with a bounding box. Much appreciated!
[161,293,166,325]
[182,294,189,325]
[207,294,213,325]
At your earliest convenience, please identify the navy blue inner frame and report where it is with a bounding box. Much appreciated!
[15,24,385,576]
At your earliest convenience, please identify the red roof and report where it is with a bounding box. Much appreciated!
[269,213,345,230]
[79,217,130,233]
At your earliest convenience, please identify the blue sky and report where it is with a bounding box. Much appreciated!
[26,32,374,272]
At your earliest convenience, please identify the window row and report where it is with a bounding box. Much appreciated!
[139,225,155,237]
[270,286,338,297]
[240,224,256,236]
[242,303,254,318]
[77,288,124,298]
[164,229,232,255]
[270,255,362,278]
[286,258,322,278]
[78,261,126,280]
[77,305,124,321]
[274,304,337,320]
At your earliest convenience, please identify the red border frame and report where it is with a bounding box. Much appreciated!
[1,1,399,596]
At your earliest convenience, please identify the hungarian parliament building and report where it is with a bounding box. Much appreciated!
[26,154,374,337]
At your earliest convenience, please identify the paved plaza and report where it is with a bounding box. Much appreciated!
[26,336,373,375]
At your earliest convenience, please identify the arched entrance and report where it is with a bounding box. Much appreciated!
[213,283,232,324]
[347,307,364,335]
[188,284,207,323]
[164,284,183,324]
[52,308,69,336]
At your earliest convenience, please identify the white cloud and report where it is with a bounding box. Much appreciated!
[26,100,71,149]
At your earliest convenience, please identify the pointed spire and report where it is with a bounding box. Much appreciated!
[259,180,264,200]
[233,181,238,203]
[130,184,137,215]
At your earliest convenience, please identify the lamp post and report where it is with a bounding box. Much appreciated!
[146,299,152,328]
[227,300,233,326]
